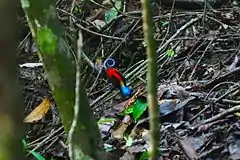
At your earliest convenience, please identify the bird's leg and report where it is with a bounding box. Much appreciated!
[106,83,114,91]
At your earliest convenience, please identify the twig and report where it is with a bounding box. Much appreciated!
[204,82,239,100]
[158,0,175,48]
[204,67,240,88]
[189,38,214,80]
[156,16,202,54]
[190,105,240,130]
[27,126,64,156]
[202,0,207,28]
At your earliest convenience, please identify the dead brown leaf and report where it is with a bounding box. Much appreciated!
[111,115,133,140]
[24,98,51,123]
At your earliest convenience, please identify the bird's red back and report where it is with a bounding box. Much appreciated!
[106,68,126,87]
[106,68,123,81]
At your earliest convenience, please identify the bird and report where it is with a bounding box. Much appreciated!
[105,67,132,97]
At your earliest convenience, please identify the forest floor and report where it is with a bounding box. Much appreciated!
[18,0,240,159]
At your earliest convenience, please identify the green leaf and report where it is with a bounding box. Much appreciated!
[125,136,133,147]
[140,151,149,160]
[161,21,169,27]
[37,26,57,55]
[20,0,30,8]
[158,20,169,27]
[132,99,148,122]
[104,145,114,152]
[105,0,122,24]
[22,139,27,148]
[97,117,116,124]
[29,150,46,160]
[234,112,240,117]
[124,106,134,114]
[166,49,175,57]
[74,6,82,14]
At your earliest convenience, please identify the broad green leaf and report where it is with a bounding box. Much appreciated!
[166,49,175,57]
[140,151,149,160]
[105,0,122,24]
[132,99,148,122]
[29,150,46,160]
[37,26,57,55]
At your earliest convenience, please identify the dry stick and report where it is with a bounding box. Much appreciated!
[204,67,240,88]
[179,38,207,80]
[16,31,31,53]
[156,16,202,54]
[27,134,48,148]
[141,0,160,159]
[189,38,214,80]
[124,60,144,75]
[158,0,176,48]
[69,0,76,26]
[190,105,240,130]
[76,23,123,41]
[214,86,240,103]
[91,91,111,107]
[44,136,59,151]
[204,82,239,100]
[89,0,108,9]
[213,99,240,105]
[189,105,211,123]
[200,145,225,159]
[190,82,240,123]
[206,15,236,31]
[27,126,64,156]
[202,0,207,28]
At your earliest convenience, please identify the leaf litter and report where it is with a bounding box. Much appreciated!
[18,0,240,159]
